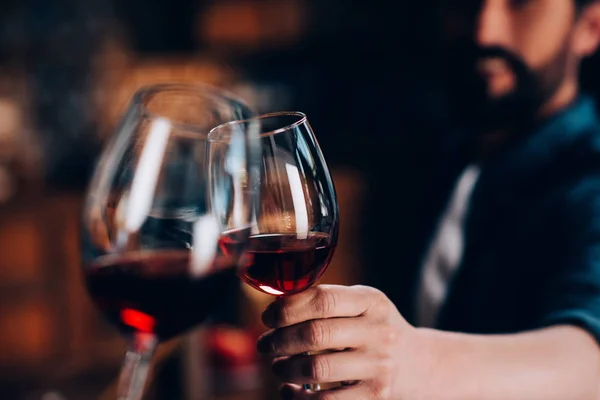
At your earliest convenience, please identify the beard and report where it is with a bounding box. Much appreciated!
[443,41,570,134]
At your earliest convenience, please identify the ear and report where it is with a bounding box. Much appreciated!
[572,2,600,58]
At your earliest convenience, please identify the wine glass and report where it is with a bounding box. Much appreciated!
[80,83,260,400]
[209,111,339,391]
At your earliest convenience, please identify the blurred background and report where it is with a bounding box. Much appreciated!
[1,1,599,399]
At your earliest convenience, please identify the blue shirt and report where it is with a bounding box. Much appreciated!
[367,94,600,340]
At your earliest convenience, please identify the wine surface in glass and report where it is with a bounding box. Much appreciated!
[239,232,334,296]
[86,249,239,341]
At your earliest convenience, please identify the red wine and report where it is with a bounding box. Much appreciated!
[239,233,335,296]
[85,250,239,341]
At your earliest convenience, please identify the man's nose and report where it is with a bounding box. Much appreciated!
[475,1,512,48]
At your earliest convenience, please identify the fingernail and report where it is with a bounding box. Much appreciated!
[262,303,276,327]
[280,385,294,400]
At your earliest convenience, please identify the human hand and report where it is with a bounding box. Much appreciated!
[257,285,418,399]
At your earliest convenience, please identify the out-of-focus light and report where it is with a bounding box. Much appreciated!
[41,392,67,400]
[120,308,155,333]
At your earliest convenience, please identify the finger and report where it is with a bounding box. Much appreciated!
[263,285,380,328]
[280,382,385,400]
[272,350,376,384]
[258,317,370,356]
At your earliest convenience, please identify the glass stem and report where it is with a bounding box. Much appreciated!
[303,382,322,391]
[117,332,158,400]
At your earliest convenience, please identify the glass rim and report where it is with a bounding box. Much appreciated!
[209,111,308,139]
[132,82,254,132]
